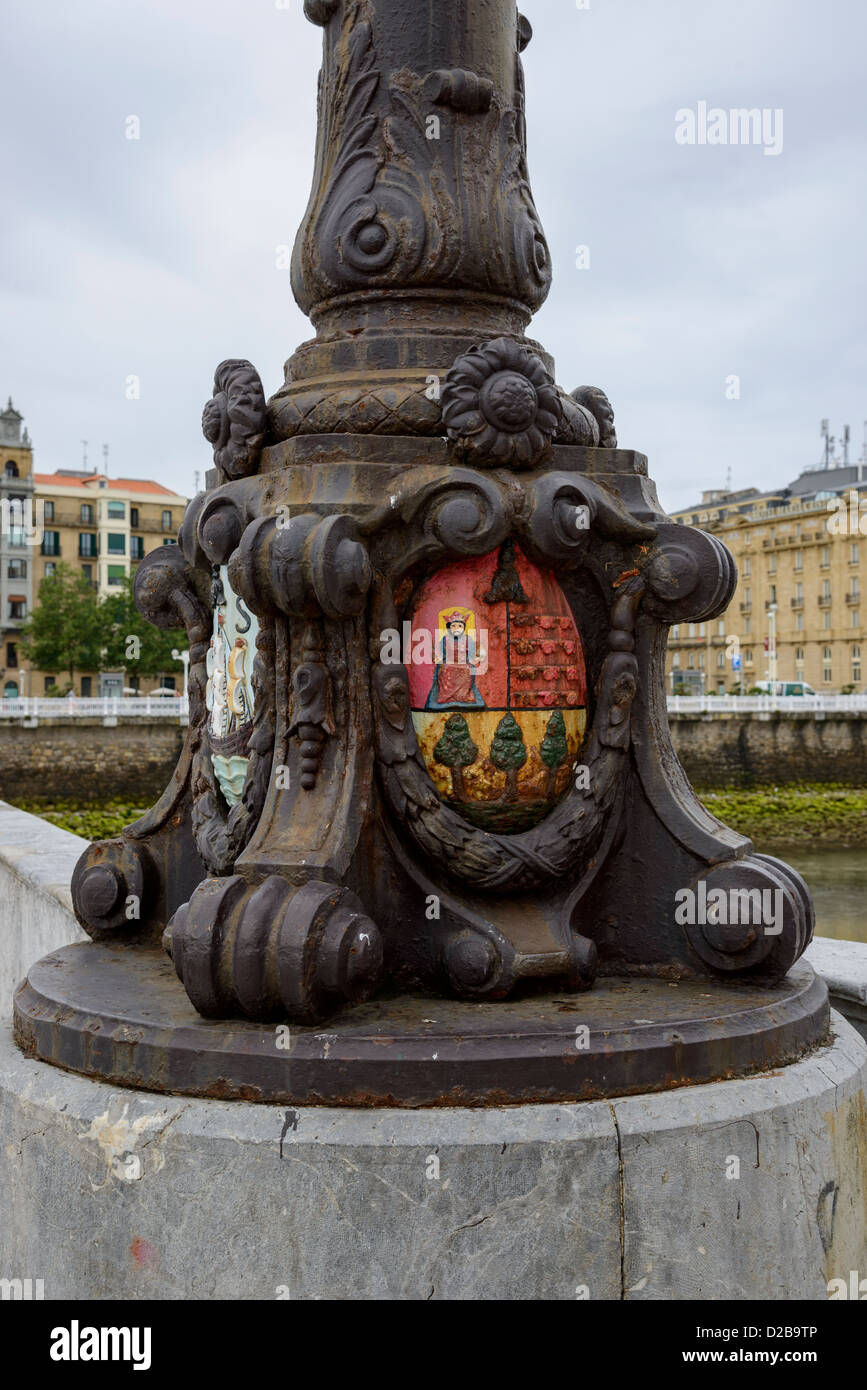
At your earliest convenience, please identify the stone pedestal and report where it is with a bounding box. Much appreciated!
[2,1015,864,1301]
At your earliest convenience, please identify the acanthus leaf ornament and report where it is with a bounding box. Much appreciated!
[202,359,266,481]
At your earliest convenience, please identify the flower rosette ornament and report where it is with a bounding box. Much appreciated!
[441,337,562,468]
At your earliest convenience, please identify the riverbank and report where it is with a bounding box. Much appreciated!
[11,784,867,849]
[697,784,867,849]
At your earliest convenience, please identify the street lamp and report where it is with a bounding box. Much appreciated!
[768,604,778,701]
[171,647,190,704]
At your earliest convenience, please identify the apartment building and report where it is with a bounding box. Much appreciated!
[0,399,35,697]
[666,464,866,695]
[30,470,189,696]
[0,399,189,698]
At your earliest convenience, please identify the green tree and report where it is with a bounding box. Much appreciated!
[490,711,527,802]
[21,564,104,685]
[540,709,569,795]
[100,575,186,679]
[434,713,478,800]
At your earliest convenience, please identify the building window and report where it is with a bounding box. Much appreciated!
[671,625,680,639]
[107,500,125,519]
[44,562,56,577]
[40,531,60,556]
[4,461,18,478]
[852,646,861,679]
[7,559,26,579]
[796,613,804,631]
[79,533,98,558]
[44,676,56,693]
[107,533,126,555]
[852,609,860,628]
[852,577,860,598]
[80,676,92,698]
[717,620,725,636]
[743,557,751,577]
[687,653,694,669]
[128,674,140,692]
[672,652,680,668]
[130,536,144,561]
[130,507,139,528]
[8,599,26,619]
[821,546,830,568]
[698,652,705,669]
[81,565,92,585]
[80,503,94,523]
[796,582,803,600]
[6,642,17,667]
[43,499,54,521]
[851,543,860,564]
[768,555,776,575]
[107,564,126,587]
[794,550,802,571]
[744,588,751,605]
[717,651,725,669]
[744,648,753,665]
[745,617,751,635]
[823,647,833,683]
[161,510,173,530]
[769,584,777,604]
[822,579,831,599]
[824,611,832,630]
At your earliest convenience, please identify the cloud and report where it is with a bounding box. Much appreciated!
[1,0,865,510]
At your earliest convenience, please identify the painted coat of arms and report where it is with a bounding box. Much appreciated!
[407,541,587,832]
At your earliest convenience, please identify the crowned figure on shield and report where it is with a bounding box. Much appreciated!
[425,608,487,710]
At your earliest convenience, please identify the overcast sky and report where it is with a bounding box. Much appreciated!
[1,0,864,512]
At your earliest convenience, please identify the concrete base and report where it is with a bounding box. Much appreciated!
[2,1016,865,1300]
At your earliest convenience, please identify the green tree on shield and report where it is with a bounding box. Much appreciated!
[434,713,478,800]
[490,711,527,803]
[540,709,569,795]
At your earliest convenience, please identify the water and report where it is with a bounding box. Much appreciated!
[776,847,867,944]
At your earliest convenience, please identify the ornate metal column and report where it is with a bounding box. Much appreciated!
[14,0,827,1105]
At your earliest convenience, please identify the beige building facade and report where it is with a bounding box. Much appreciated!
[30,470,188,697]
[1,396,189,700]
[666,466,866,695]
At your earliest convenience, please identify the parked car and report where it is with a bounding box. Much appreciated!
[753,680,816,697]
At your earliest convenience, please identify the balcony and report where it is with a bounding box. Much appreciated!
[739,601,751,612]
[132,518,174,534]
[790,596,804,609]
[846,593,860,606]
[818,594,832,607]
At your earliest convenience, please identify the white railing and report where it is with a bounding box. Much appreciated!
[0,696,189,718]
[667,694,867,714]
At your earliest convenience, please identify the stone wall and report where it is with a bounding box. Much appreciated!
[668,712,867,788]
[0,718,183,803]
[2,714,866,802]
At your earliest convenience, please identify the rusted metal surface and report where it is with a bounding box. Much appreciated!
[12,0,823,1098]
[13,944,829,1108]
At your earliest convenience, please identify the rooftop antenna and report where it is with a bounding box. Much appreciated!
[842,425,850,467]
[725,463,732,493]
[821,419,830,468]
[81,438,88,470]
[102,443,109,477]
